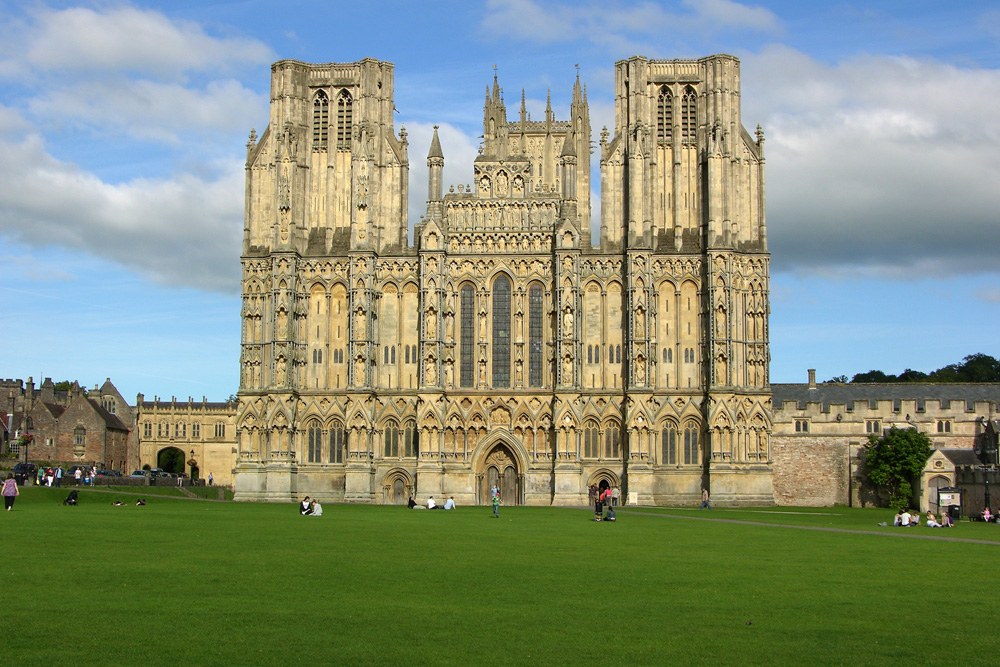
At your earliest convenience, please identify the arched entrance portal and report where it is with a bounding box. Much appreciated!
[157,447,185,475]
[479,443,520,505]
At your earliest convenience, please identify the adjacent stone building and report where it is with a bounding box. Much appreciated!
[133,395,239,484]
[233,55,773,505]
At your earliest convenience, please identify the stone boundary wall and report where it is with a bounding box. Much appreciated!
[771,435,850,506]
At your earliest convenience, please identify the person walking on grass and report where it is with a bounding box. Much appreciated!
[2,473,20,511]
[701,488,712,510]
[492,493,501,518]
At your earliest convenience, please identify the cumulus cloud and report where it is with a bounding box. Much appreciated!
[480,0,779,50]
[741,45,1000,277]
[0,114,242,292]
[0,5,271,78]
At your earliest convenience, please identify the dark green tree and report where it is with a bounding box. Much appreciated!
[863,427,932,511]
[852,369,893,383]
[826,375,849,383]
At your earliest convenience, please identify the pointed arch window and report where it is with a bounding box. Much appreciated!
[604,421,621,459]
[657,86,673,143]
[528,284,543,387]
[661,422,677,465]
[492,275,511,388]
[460,284,475,387]
[384,421,400,458]
[683,421,701,465]
[403,420,418,458]
[307,420,322,463]
[336,90,353,149]
[681,86,697,144]
[584,420,601,459]
[313,91,329,151]
[328,421,345,463]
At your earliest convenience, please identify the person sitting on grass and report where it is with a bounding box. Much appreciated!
[310,500,323,517]
[893,511,902,526]
[300,496,313,515]
[136,498,146,506]
[910,512,920,527]
[112,501,126,506]
[926,512,941,528]
[900,509,911,526]
[443,496,456,510]
[427,496,437,510]
[943,512,955,527]
[408,496,417,509]
[984,507,993,523]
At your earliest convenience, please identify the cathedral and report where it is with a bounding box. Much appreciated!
[233,55,773,506]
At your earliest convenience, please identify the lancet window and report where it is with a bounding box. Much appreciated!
[661,422,677,465]
[492,275,511,388]
[336,90,353,149]
[460,284,474,387]
[657,86,672,143]
[307,420,322,463]
[313,91,329,151]
[329,421,345,463]
[683,422,701,465]
[604,421,621,459]
[584,420,601,459]
[528,284,543,387]
[681,86,697,143]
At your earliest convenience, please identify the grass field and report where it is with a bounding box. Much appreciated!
[2,487,999,666]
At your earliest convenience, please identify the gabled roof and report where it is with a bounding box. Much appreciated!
[88,399,129,431]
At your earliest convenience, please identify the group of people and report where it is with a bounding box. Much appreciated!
[407,495,457,510]
[111,499,146,507]
[588,485,621,507]
[893,509,954,528]
[299,497,323,516]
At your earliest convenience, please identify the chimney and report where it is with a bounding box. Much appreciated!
[808,369,816,389]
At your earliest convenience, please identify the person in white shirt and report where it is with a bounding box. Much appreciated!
[427,496,437,510]
[310,500,323,516]
[900,510,911,526]
[443,497,456,510]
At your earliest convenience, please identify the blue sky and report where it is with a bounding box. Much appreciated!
[2,0,999,401]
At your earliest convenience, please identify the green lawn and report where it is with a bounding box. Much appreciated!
[3,488,998,666]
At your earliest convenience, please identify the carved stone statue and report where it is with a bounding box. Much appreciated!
[426,310,437,339]
[563,308,574,337]
[562,354,573,382]
[425,358,437,385]
[355,309,366,338]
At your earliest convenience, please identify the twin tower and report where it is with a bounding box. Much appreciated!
[235,56,773,507]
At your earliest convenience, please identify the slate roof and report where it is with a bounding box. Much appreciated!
[88,399,129,431]
[940,449,984,467]
[772,383,1000,412]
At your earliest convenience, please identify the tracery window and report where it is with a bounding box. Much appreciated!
[681,86,697,143]
[403,420,418,458]
[492,275,511,388]
[604,422,621,459]
[384,421,400,458]
[528,284,543,387]
[307,420,322,463]
[313,91,329,151]
[460,284,475,387]
[336,90,353,149]
[662,422,677,465]
[584,420,601,458]
[143,422,152,438]
[683,422,701,465]
[329,421,345,463]
[192,423,200,439]
[657,86,673,143]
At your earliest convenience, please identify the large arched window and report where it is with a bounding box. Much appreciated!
[657,86,672,143]
[528,283,544,387]
[313,91,329,151]
[384,421,400,458]
[681,86,697,143]
[336,90,353,149]
[584,420,601,459]
[403,420,418,458]
[329,420,345,463]
[661,422,677,465]
[460,284,475,387]
[604,421,621,459]
[307,420,322,463]
[683,421,701,465]
[492,275,511,388]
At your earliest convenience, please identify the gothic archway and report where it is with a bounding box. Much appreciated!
[478,443,520,506]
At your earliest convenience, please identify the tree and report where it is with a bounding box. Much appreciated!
[826,375,849,383]
[852,370,892,383]
[863,427,932,511]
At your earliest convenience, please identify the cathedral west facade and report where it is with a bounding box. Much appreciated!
[233,55,773,506]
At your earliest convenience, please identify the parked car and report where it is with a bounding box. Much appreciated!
[12,462,38,483]
[96,470,122,477]
[129,470,148,478]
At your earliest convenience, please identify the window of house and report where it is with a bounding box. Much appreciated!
[795,420,809,433]
[192,423,200,439]
[937,420,952,433]
[215,422,225,439]
[866,420,881,434]
[144,422,152,438]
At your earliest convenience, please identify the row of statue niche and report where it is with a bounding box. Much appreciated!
[448,234,549,254]
[447,202,555,230]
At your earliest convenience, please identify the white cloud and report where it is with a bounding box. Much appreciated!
[480,0,779,49]
[0,117,242,292]
[28,78,267,143]
[0,6,271,78]
[741,45,1000,277]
